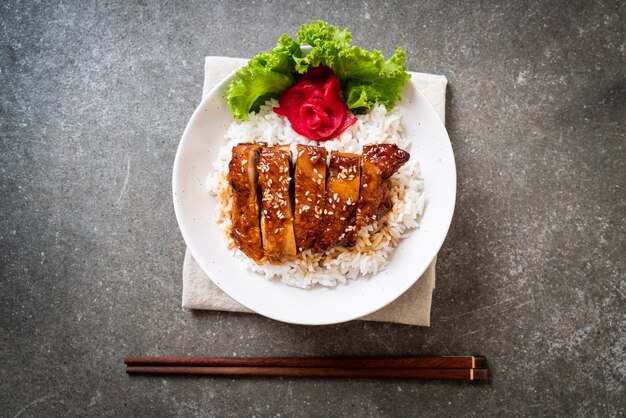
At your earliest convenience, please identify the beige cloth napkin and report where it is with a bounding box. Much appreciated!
[182,56,448,326]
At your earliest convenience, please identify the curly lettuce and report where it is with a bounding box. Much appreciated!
[226,21,410,120]
[293,20,352,72]
[226,34,300,121]
[335,47,411,113]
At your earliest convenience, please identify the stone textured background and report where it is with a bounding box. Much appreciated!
[1,0,624,416]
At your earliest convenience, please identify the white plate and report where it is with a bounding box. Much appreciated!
[173,71,456,325]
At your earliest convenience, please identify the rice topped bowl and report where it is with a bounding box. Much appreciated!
[208,101,425,288]
[173,66,455,324]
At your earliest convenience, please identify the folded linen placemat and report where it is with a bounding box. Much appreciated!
[182,56,448,326]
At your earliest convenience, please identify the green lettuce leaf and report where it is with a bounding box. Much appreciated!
[226,34,300,121]
[225,21,411,120]
[338,47,411,113]
[293,20,351,72]
[294,21,410,113]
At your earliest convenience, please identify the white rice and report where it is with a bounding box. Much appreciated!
[207,100,425,288]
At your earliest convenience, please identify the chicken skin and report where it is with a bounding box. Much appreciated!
[356,144,410,231]
[293,145,328,252]
[228,143,265,264]
[227,142,410,264]
[257,145,297,263]
[312,152,360,253]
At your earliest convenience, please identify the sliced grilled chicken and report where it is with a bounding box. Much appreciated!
[228,143,265,264]
[312,152,360,253]
[258,145,297,263]
[293,145,328,252]
[356,144,410,231]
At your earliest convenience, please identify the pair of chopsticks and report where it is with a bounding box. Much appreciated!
[125,356,488,381]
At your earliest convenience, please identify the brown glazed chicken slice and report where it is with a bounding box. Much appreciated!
[257,145,297,263]
[293,145,328,252]
[312,152,360,253]
[356,144,410,231]
[228,143,265,263]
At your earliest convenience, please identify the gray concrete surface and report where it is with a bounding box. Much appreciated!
[1,0,625,416]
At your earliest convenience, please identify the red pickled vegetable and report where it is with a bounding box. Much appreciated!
[274,66,356,141]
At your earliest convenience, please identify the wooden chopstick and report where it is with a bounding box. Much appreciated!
[124,355,486,369]
[124,356,488,381]
[125,365,487,380]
